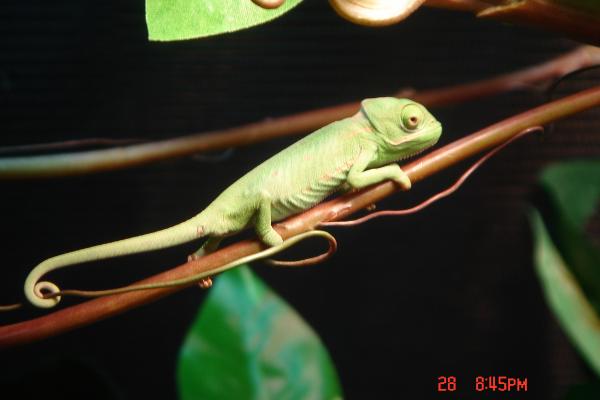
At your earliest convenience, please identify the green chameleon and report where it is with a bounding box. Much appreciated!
[24,97,442,308]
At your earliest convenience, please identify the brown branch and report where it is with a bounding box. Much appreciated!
[425,0,600,45]
[0,138,146,155]
[1,85,600,348]
[1,46,599,179]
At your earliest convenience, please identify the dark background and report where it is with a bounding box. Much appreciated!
[1,1,599,399]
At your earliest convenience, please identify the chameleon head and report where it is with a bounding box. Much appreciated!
[360,97,442,159]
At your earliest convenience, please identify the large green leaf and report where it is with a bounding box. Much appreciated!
[177,265,342,400]
[146,0,303,41]
[539,161,600,230]
[531,210,600,376]
[531,160,600,377]
[538,161,600,312]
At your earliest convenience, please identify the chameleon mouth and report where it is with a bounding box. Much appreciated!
[397,136,439,161]
[386,123,442,161]
[385,122,441,148]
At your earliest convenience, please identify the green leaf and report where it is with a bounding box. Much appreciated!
[538,161,600,312]
[146,0,303,41]
[539,161,600,230]
[530,160,600,378]
[177,265,342,400]
[530,210,600,376]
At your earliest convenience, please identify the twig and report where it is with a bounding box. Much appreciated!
[0,138,146,155]
[477,1,600,46]
[1,85,599,348]
[425,0,600,45]
[1,46,598,179]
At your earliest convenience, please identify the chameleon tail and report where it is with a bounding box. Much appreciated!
[41,231,336,301]
[25,216,207,308]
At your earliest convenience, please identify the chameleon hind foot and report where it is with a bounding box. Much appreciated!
[189,236,223,260]
[255,196,284,246]
[198,277,213,289]
[188,236,223,289]
[187,252,214,290]
[260,229,284,247]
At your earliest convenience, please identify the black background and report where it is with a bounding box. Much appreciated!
[1,1,600,399]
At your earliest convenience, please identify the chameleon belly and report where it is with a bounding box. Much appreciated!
[206,118,363,228]
[270,162,350,221]
[257,119,362,221]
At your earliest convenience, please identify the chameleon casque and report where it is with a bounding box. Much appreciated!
[25,97,442,308]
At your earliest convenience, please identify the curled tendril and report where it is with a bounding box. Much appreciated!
[544,65,600,136]
[266,232,337,267]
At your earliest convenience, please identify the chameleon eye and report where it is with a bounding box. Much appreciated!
[401,104,424,131]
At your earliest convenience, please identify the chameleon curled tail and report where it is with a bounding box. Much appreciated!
[24,216,204,308]
[23,214,335,308]
[40,230,336,303]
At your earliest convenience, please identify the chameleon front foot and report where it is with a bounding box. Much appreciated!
[393,168,412,190]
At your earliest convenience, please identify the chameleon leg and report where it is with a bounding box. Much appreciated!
[349,163,411,190]
[347,147,412,190]
[255,196,284,246]
[189,236,223,260]
[188,236,223,289]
